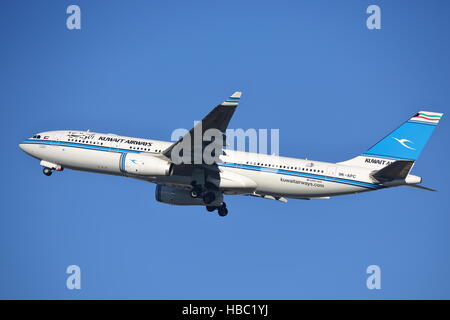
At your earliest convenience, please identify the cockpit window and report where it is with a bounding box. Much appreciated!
[32,135,41,139]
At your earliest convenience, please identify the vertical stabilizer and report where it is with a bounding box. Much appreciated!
[338,111,443,169]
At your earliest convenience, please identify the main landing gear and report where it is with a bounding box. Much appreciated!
[217,203,228,217]
[206,202,228,217]
[190,184,202,198]
[191,181,228,217]
[190,182,217,205]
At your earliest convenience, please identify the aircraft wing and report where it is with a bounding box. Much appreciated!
[162,92,242,165]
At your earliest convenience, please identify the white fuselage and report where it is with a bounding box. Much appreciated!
[19,130,387,199]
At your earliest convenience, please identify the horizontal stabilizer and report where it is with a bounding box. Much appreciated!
[406,184,437,192]
[371,160,414,183]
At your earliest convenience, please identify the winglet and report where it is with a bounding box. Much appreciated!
[222,91,242,106]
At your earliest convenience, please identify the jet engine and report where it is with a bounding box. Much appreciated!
[120,153,172,176]
[155,185,223,206]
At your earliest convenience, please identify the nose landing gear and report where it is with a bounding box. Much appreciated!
[43,167,53,176]
[40,161,63,176]
[42,165,63,176]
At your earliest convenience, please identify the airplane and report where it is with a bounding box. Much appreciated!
[19,92,443,217]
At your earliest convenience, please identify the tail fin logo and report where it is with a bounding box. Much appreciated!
[393,138,416,150]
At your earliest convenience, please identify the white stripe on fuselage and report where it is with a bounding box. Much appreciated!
[19,130,381,199]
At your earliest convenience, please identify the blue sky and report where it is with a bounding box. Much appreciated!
[1,0,449,299]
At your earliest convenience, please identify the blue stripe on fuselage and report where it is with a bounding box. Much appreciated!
[21,139,381,190]
[218,162,382,190]
[21,139,142,154]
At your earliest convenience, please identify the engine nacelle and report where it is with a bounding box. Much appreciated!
[155,185,223,206]
[120,153,172,176]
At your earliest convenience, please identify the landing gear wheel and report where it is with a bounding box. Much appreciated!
[202,192,216,204]
[206,206,216,212]
[218,203,228,217]
[190,186,202,198]
[43,167,52,176]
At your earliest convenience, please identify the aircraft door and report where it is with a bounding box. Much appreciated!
[327,166,337,176]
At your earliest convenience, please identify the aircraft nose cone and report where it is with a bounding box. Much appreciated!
[19,143,31,155]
